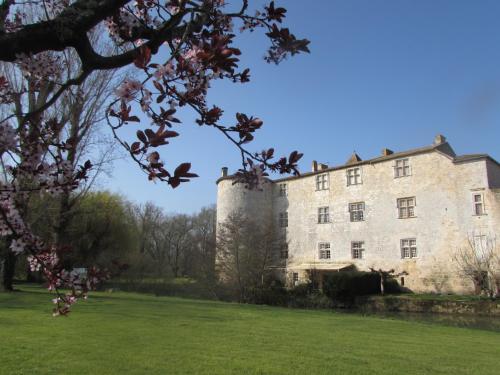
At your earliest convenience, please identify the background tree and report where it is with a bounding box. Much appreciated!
[136,202,168,277]
[186,205,216,283]
[62,191,136,270]
[165,214,193,278]
[216,210,275,302]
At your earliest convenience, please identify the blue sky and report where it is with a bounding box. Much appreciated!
[106,0,500,213]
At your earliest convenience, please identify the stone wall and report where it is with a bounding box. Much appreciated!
[355,295,500,317]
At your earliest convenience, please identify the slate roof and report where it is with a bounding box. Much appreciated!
[216,140,500,184]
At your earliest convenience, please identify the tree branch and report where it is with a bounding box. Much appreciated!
[0,0,130,61]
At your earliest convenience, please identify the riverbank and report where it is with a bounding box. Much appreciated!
[354,294,500,317]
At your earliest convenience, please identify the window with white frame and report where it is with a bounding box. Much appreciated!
[473,193,485,215]
[279,212,288,227]
[349,202,365,222]
[318,242,331,259]
[351,241,365,259]
[473,235,487,251]
[397,197,416,218]
[318,206,330,224]
[280,243,289,259]
[292,272,299,284]
[279,183,288,197]
[347,167,362,186]
[394,158,410,178]
[401,238,417,259]
[315,173,329,190]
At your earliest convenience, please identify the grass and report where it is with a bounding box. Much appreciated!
[0,285,499,375]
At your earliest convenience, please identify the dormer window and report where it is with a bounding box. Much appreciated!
[394,158,410,178]
[316,173,329,190]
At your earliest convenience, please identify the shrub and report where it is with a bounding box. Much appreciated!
[323,271,381,303]
[249,284,289,306]
[384,278,402,294]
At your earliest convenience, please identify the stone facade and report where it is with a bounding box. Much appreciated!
[216,136,500,294]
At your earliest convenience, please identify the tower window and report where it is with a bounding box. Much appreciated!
[279,212,288,227]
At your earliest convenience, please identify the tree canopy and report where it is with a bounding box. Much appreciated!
[0,0,309,314]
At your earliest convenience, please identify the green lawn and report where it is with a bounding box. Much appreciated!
[0,285,499,375]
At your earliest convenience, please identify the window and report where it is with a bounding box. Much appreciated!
[279,212,288,227]
[279,183,288,197]
[394,158,410,178]
[315,173,329,190]
[280,243,289,259]
[473,235,487,251]
[351,241,365,259]
[318,207,330,224]
[349,202,365,222]
[347,168,362,186]
[473,194,485,215]
[401,238,417,258]
[397,197,416,218]
[318,242,331,259]
[292,272,299,284]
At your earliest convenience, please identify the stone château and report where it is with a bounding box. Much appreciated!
[216,135,500,293]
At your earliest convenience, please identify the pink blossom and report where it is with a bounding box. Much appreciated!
[153,61,175,80]
[115,80,143,102]
[0,122,17,154]
[10,238,26,255]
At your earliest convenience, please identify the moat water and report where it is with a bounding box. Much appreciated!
[350,311,500,332]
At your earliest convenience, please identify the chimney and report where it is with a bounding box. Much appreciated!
[319,163,328,171]
[221,167,228,177]
[434,134,446,145]
[312,160,318,172]
[382,148,394,156]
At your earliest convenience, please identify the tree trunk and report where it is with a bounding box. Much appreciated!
[2,252,17,291]
[54,191,72,246]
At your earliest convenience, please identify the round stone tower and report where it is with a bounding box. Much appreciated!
[216,167,273,233]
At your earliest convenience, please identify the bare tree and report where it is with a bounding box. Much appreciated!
[216,210,276,302]
[454,234,500,298]
[136,202,168,277]
[189,206,216,283]
[164,214,193,278]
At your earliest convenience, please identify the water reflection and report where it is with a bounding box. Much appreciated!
[348,311,500,332]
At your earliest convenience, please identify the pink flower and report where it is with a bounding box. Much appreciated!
[115,80,143,102]
[0,122,17,154]
[153,61,175,80]
[10,238,26,255]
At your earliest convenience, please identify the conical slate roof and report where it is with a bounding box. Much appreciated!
[346,152,362,165]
